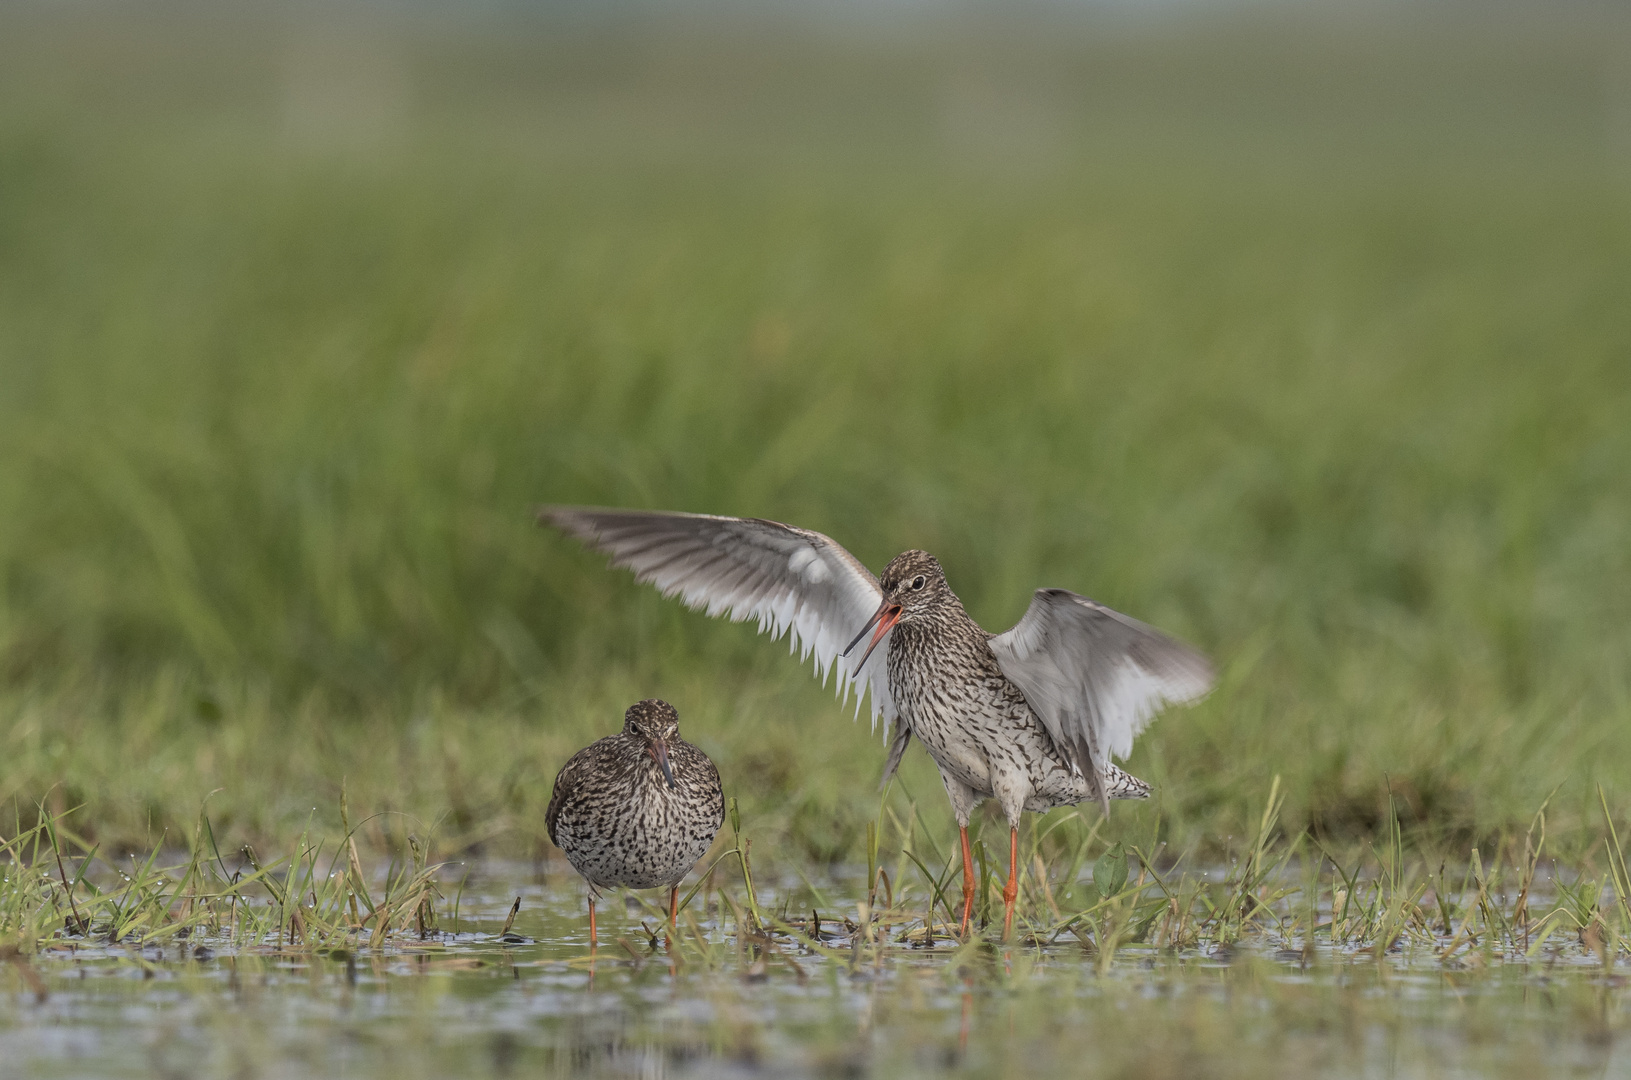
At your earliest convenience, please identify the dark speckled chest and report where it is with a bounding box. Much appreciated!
[887,604,1091,809]
[546,733,725,891]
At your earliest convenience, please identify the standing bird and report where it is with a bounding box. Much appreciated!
[539,508,1213,941]
[546,698,725,948]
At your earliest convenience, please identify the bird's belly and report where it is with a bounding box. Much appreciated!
[913,722,992,792]
[901,691,1016,796]
[906,693,1089,808]
[552,789,721,891]
[890,637,1077,803]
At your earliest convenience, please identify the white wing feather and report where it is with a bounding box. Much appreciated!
[539,507,898,733]
[988,589,1212,795]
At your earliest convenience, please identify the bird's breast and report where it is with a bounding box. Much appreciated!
[887,622,1082,799]
[887,629,1029,783]
[549,752,724,890]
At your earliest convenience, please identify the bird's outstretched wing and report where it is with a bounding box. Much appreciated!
[538,507,897,732]
[987,589,1213,810]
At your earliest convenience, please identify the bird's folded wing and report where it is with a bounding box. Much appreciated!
[988,589,1213,791]
[539,506,897,731]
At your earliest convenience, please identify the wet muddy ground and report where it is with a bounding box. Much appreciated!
[3,863,1628,1080]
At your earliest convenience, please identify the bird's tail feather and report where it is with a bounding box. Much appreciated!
[1103,764,1152,801]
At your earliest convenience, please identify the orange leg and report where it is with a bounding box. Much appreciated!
[669,885,679,931]
[958,825,976,939]
[587,896,598,952]
[1001,827,1019,942]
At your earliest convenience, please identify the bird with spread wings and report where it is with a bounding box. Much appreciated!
[538,506,1213,940]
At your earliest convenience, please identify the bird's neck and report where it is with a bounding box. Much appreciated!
[890,597,986,654]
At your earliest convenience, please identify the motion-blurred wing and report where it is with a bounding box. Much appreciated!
[539,506,897,731]
[988,589,1213,809]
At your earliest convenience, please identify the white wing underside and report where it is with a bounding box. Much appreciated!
[988,589,1214,791]
[539,507,898,734]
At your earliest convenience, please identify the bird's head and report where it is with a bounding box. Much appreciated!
[623,698,680,790]
[878,549,950,616]
[842,550,949,671]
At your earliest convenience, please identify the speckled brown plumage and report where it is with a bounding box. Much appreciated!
[546,699,723,945]
[538,507,1213,942]
[868,551,1168,939]
[875,551,1149,828]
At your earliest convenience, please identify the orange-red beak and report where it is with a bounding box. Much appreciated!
[843,601,902,671]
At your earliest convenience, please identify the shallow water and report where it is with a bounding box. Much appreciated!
[3,863,1629,1080]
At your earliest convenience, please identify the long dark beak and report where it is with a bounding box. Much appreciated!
[650,738,677,790]
[842,600,902,672]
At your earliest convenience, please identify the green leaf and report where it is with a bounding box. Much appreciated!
[1093,842,1128,899]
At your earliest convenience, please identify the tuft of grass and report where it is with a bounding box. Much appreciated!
[608,784,1631,978]
[0,801,444,955]
[7,782,1631,1002]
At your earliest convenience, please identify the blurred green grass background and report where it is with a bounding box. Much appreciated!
[1,6,1629,860]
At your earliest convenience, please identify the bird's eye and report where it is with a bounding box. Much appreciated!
[911,575,926,590]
